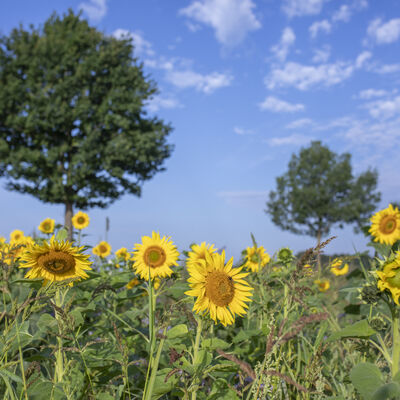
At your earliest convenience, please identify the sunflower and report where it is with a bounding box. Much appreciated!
[116,247,131,261]
[0,237,6,246]
[186,242,218,272]
[369,204,400,246]
[19,235,92,283]
[38,218,55,234]
[10,230,24,244]
[185,250,253,327]
[93,241,111,258]
[314,279,330,292]
[132,231,179,280]
[330,258,349,276]
[303,263,313,276]
[243,245,270,272]
[12,236,34,259]
[72,211,90,230]
[377,252,400,304]
[127,278,141,289]
[277,247,294,264]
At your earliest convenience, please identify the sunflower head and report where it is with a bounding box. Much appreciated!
[10,230,24,244]
[93,241,112,258]
[132,231,179,280]
[369,204,400,246]
[330,258,349,276]
[277,247,294,264]
[243,245,270,273]
[19,235,92,284]
[185,250,253,327]
[116,247,131,261]
[314,279,330,292]
[186,242,217,270]
[127,278,140,289]
[303,263,313,276]
[358,282,382,305]
[38,218,55,234]
[72,211,90,230]
[376,251,400,304]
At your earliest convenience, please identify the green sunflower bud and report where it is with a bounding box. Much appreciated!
[359,284,382,305]
[277,247,294,264]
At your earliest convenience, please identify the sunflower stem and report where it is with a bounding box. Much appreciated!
[54,288,65,385]
[15,317,29,400]
[191,316,203,400]
[143,268,155,400]
[391,306,400,378]
[144,326,167,400]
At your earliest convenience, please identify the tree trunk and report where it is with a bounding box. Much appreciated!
[317,228,321,275]
[65,202,73,242]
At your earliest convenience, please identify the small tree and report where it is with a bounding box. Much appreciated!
[0,10,173,240]
[265,141,381,269]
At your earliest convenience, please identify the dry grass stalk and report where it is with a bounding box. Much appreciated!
[216,349,256,380]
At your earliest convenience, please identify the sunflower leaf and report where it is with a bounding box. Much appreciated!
[167,324,188,340]
[371,382,400,400]
[349,362,384,400]
[201,338,230,350]
[327,319,376,342]
[55,228,68,241]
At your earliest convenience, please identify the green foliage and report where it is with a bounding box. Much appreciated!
[265,140,381,239]
[0,9,173,211]
[327,319,377,342]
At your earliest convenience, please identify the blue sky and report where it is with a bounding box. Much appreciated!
[1,0,400,262]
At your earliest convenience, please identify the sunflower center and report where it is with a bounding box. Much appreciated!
[37,251,76,274]
[205,271,235,307]
[380,215,397,234]
[144,246,166,268]
[250,253,260,263]
[99,245,108,254]
[43,223,50,230]
[77,217,85,224]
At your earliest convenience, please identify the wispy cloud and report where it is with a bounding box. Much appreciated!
[270,27,296,62]
[285,118,314,129]
[332,5,352,22]
[79,0,107,22]
[267,133,314,146]
[358,89,388,99]
[179,0,261,47]
[282,0,325,18]
[146,95,183,112]
[309,20,331,38]
[166,70,233,93]
[259,96,305,112]
[265,52,369,91]
[364,96,400,119]
[312,45,331,63]
[234,126,254,135]
[367,18,400,45]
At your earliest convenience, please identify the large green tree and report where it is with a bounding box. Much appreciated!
[0,10,173,240]
[265,141,381,267]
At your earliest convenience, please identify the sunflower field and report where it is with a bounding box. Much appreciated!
[2,205,400,399]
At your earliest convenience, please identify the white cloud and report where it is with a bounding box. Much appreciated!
[358,89,388,99]
[112,29,155,57]
[79,0,107,22]
[234,126,254,135]
[332,5,351,22]
[166,70,233,93]
[355,51,372,68]
[179,0,261,46]
[367,18,400,45]
[374,63,400,74]
[312,45,330,63]
[146,95,183,112]
[282,0,325,18]
[259,96,305,112]
[309,20,331,38]
[266,52,369,91]
[265,61,354,91]
[364,96,400,119]
[285,118,314,129]
[267,133,314,146]
[270,27,296,62]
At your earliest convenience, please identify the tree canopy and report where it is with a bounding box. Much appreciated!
[0,10,173,238]
[265,140,381,252]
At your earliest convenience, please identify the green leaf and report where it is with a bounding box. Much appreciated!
[372,382,400,400]
[55,228,68,241]
[350,362,384,400]
[327,319,376,342]
[96,394,115,400]
[167,324,189,339]
[232,328,261,343]
[151,368,179,399]
[0,368,23,384]
[202,338,231,350]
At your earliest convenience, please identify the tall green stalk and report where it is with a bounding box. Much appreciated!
[191,316,203,400]
[391,306,400,378]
